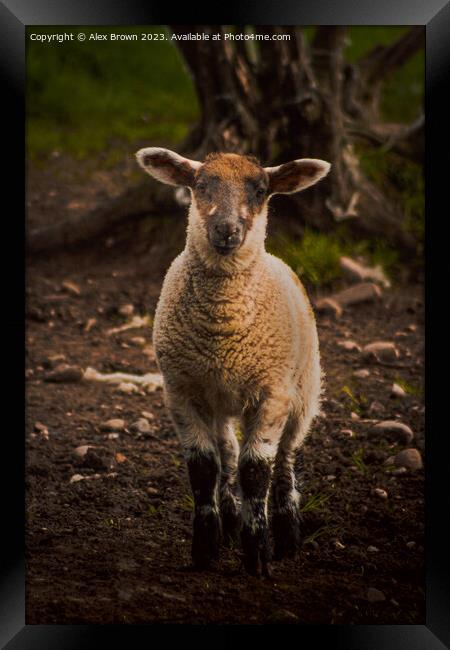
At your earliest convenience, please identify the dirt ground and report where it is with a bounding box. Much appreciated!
[25,157,425,624]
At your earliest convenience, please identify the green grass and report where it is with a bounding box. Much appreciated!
[300,492,330,513]
[350,448,368,475]
[26,26,199,160]
[267,227,401,287]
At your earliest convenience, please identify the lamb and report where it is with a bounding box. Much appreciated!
[135,147,330,577]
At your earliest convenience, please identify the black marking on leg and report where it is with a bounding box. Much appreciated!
[220,489,241,547]
[187,450,221,569]
[271,446,304,561]
[239,456,272,577]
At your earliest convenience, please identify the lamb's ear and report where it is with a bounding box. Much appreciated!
[265,158,331,195]
[135,147,201,187]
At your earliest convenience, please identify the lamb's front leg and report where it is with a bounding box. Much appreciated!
[166,393,221,570]
[239,394,289,577]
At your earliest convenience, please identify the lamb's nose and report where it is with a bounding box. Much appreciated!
[214,222,239,240]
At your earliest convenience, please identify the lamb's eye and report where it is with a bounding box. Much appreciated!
[255,186,266,199]
[196,182,207,195]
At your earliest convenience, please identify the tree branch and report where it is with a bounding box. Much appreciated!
[358,27,424,85]
[345,114,424,163]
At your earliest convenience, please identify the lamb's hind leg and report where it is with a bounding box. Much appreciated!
[271,410,309,561]
[217,419,241,547]
[166,391,221,570]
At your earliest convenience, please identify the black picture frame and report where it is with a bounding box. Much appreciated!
[3,0,449,647]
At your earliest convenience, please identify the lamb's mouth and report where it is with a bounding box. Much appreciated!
[213,242,241,256]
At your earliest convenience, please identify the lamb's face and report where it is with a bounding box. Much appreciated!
[191,153,269,257]
[135,147,331,270]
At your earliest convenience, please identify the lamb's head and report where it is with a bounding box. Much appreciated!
[136,147,330,271]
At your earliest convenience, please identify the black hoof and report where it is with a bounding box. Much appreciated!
[192,509,221,569]
[272,511,301,561]
[241,525,272,577]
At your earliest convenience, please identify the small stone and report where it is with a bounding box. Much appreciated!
[118,304,134,316]
[130,336,146,348]
[44,364,84,383]
[406,541,416,549]
[34,422,48,434]
[341,429,354,437]
[334,540,346,550]
[146,486,160,496]
[267,608,299,624]
[372,487,388,499]
[362,341,399,364]
[115,452,127,463]
[337,340,361,353]
[350,411,360,420]
[130,418,151,434]
[393,448,423,470]
[141,411,155,420]
[315,298,343,319]
[367,545,379,553]
[117,382,139,394]
[99,419,126,432]
[391,467,407,476]
[372,420,414,444]
[391,383,407,398]
[61,280,81,296]
[107,433,120,440]
[353,368,370,379]
[84,318,97,333]
[43,353,67,369]
[73,445,95,459]
[390,599,399,607]
[326,474,336,481]
[407,324,417,332]
[159,575,173,585]
[367,587,386,603]
[369,401,385,415]
[69,474,85,483]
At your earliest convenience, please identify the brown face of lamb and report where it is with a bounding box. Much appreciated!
[135,147,331,261]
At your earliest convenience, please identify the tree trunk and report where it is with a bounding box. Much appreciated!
[28,26,424,254]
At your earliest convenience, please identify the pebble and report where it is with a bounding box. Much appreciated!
[61,280,81,296]
[406,541,416,549]
[73,445,95,459]
[43,353,67,369]
[350,411,360,420]
[372,487,388,499]
[107,433,120,440]
[368,400,385,415]
[130,418,152,435]
[390,598,399,607]
[391,383,407,398]
[341,429,354,437]
[130,336,146,347]
[115,452,127,463]
[362,341,399,364]
[367,587,386,603]
[117,382,140,394]
[371,420,414,444]
[99,419,126,432]
[141,411,155,420]
[334,540,346,550]
[353,368,370,379]
[367,545,379,553]
[337,340,361,353]
[393,448,423,470]
[118,304,134,316]
[44,364,84,383]
[146,486,160,496]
